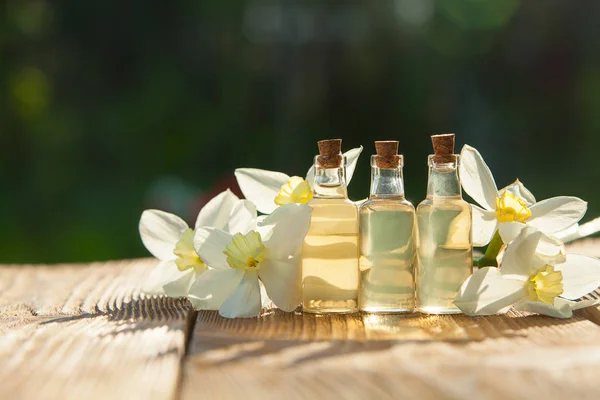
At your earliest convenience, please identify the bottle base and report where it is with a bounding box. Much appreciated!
[417,306,463,315]
[302,307,358,314]
[359,307,415,314]
[303,299,358,314]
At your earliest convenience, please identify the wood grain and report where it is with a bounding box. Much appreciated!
[0,259,194,400]
[181,234,600,400]
[0,236,599,400]
[182,309,600,400]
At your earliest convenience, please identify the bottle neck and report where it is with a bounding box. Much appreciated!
[426,155,462,198]
[313,158,349,199]
[370,166,405,199]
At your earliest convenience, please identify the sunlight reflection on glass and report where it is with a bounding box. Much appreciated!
[362,313,425,340]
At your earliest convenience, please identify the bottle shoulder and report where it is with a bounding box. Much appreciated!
[417,196,471,212]
[360,198,415,213]
[308,197,358,220]
[309,197,355,206]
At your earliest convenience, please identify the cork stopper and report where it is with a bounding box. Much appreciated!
[431,133,456,163]
[317,139,343,168]
[374,140,401,168]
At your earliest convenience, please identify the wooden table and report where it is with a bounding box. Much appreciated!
[2,240,600,400]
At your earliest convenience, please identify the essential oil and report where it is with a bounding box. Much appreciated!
[359,141,416,313]
[416,134,473,314]
[302,139,359,313]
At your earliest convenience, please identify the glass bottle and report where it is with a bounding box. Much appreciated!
[359,143,416,313]
[416,134,472,314]
[302,140,359,314]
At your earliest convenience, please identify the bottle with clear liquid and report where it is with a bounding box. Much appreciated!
[302,139,359,314]
[359,141,416,313]
[416,134,472,315]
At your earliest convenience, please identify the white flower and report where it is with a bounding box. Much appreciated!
[189,203,311,318]
[139,189,256,297]
[459,145,587,249]
[454,226,600,318]
[235,146,363,214]
[275,176,314,206]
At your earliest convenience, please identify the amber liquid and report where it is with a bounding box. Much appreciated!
[359,200,416,313]
[416,197,472,314]
[302,198,359,313]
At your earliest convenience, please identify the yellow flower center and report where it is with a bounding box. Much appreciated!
[223,231,266,271]
[173,229,206,272]
[526,265,564,304]
[274,176,313,206]
[496,191,531,223]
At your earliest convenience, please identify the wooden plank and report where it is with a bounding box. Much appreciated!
[183,309,600,399]
[0,236,597,399]
[0,259,194,400]
[181,238,600,399]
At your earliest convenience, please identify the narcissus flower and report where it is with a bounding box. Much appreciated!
[190,203,311,318]
[274,176,313,206]
[454,226,600,318]
[139,189,256,297]
[459,145,587,249]
[235,146,363,214]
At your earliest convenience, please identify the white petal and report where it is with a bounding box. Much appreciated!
[536,235,566,261]
[471,205,498,247]
[142,260,182,295]
[498,222,526,244]
[305,165,316,189]
[305,146,363,188]
[193,228,232,270]
[259,280,276,309]
[554,223,580,243]
[499,222,565,259]
[259,258,301,312]
[569,298,600,311]
[499,179,536,206]
[260,204,312,259]
[219,272,262,318]
[344,146,363,185]
[194,189,239,230]
[459,145,499,211]
[139,210,188,260]
[454,267,526,316]
[573,217,600,239]
[223,200,257,235]
[555,254,600,300]
[163,269,196,298]
[187,268,244,310]
[513,298,573,319]
[556,217,600,243]
[500,226,543,279]
[234,168,290,214]
[528,197,588,233]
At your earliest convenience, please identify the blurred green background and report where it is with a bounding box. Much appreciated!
[2,0,600,263]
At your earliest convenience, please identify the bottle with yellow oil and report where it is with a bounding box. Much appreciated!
[359,141,416,313]
[302,139,359,313]
[416,134,473,314]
